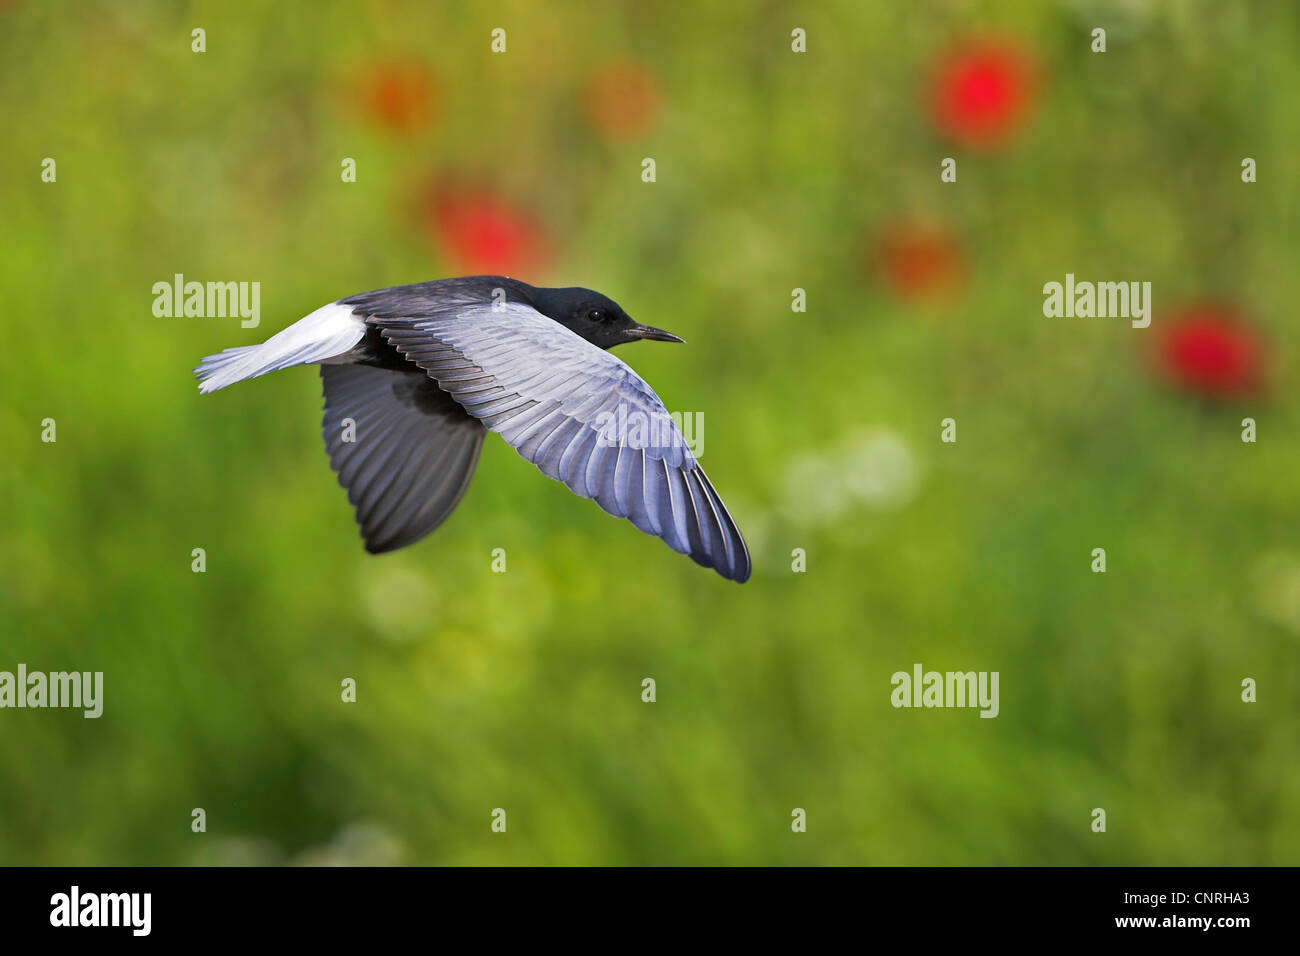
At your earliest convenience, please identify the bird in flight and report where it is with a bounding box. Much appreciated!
[194,276,751,582]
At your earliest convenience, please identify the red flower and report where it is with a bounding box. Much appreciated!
[928,40,1037,150]
[425,182,548,276]
[875,221,964,301]
[582,60,661,141]
[358,63,437,135]
[1153,306,1264,400]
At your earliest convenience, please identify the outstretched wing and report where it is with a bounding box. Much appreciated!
[367,302,750,582]
[320,364,485,553]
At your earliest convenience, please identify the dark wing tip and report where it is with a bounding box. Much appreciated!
[686,466,751,583]
[711,531,751,583]
[726,545,753,584]
[363,537,398,555]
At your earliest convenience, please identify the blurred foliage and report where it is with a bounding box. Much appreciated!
[1,0,1297,865]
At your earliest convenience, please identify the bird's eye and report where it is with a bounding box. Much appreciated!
[586,309,607,323]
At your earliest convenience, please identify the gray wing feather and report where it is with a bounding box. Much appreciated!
[367,302,750,582]
[321,364,485,553]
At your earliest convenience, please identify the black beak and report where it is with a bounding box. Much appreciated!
[624,323,686,344]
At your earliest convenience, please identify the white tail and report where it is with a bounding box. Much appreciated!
[194,302,366,393]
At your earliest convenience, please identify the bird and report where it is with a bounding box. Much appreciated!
[193,276,751,582]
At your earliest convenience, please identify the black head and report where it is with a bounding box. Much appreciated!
[527,285,685,350]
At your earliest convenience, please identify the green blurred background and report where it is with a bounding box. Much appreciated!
[2,0,1297,865]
